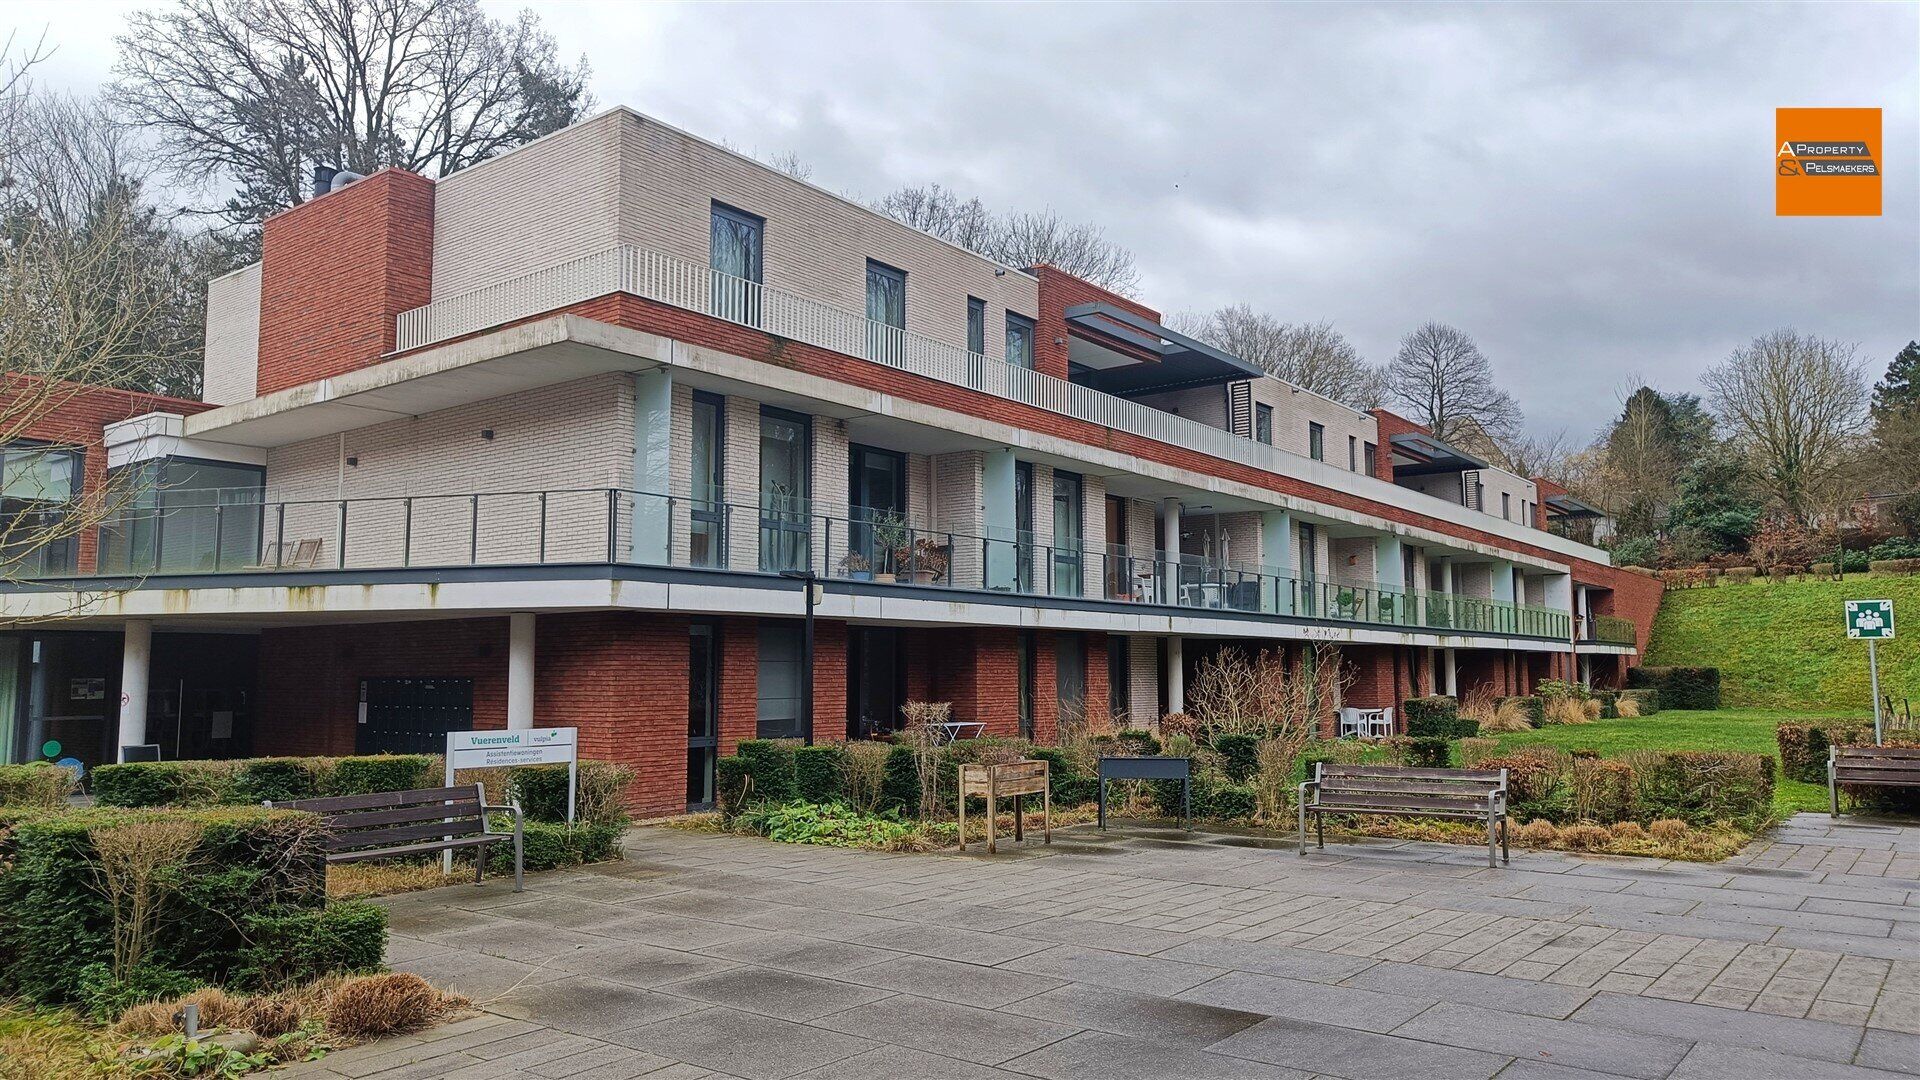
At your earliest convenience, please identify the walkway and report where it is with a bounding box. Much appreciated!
[294,813,1920,1079]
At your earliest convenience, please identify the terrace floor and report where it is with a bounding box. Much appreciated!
[293,814,1920,1080]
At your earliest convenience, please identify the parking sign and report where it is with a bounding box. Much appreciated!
[1846,600,1895,640]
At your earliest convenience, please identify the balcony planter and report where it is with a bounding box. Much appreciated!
[901,538,949,585]
[839,552,872,582]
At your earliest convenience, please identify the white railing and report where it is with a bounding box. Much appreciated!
[391,246,1607,562]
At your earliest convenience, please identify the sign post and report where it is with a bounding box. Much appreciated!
[442,728,578,872]
[1845,600,1895,744]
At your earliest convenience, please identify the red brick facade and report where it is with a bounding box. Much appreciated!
[1031,266,1162,381]
[256,169,435,396]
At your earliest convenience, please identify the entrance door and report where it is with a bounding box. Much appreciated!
[848,627,903,739]
[355,677,473,756]
[1104,494,1127,599]
[849,445,907,576]
[687,622,718,809]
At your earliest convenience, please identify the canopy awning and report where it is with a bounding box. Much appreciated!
[1063,303,1264,395]
[1387,430,1489,476]
[1544,492,1605,519]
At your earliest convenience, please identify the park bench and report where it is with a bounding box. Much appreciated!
[1828,746,1920,819]
[268,783,524,891]
[1299,763,1509,867]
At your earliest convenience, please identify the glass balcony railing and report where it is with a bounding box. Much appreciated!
[1581,614,1638,646]
[57,487,1575,640]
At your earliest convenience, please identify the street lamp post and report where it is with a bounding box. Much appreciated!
[779,569,819,745]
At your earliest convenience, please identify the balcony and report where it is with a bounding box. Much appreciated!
[1581,614,1638,646]
[64,488,1576,641]
[389,248,1605,562]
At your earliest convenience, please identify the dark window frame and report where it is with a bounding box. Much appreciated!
[709,202,766,283]
[967,297,987,355]
[688,392,727,567]
[1363,441,1377,475]
[1254,403,1273,445]
[1005,312,1036,370]
[1308,422,1326,462]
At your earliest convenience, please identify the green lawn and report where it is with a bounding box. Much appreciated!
[1486,708,1840,815]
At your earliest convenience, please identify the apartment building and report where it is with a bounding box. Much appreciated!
[0,108,1659,816]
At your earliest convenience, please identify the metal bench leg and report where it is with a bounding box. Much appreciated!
[475,845,485,885]
[1830,761,1840,819]
[1500,817,1509,864]
[512,816,524,893]
[1316,811,1324,850]
[1486,809,1498,869]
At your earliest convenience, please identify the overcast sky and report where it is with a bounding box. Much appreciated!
[12,1,1918,443]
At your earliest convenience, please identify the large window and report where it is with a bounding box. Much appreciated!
[1308,423,1325,462]
[689,392,725,567]
[99,457,264,575]
[1254,404,1273,445]
[0,445,80,576]
[1363,442,1377,475]
[866,260,907,363]
[967,297,986,355]
[756,623,804,739]
[710,203,764,325]
[759,408,810,572]
[1015,460,1034,593]
[1005,313,1035,370]
[687,621,718,808]
[1052,470,1083,597]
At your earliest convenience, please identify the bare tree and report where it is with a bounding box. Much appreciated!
[1181,306,1384,408]
[1702,329,1868,523]
[1384,322,1521,444]
[874,184,1139,294]
[114,0,593,248]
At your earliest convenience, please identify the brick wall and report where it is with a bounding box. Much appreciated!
[257,169,435,395]
[1032,267,1160,381]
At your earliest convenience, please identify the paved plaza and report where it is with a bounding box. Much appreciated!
[295,814,1920,1079]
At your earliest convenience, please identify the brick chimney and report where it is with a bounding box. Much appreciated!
[256,168,435,395]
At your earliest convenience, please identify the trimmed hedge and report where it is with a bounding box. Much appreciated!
[1776,721,1889,784]
[1474,749,1773,828]
[0,806,384,1011]
[0,762,78,809]
[1627,667,1721,710]
[1212,735,1260,783]
[508,761,634,826]
[92,754,438,808]
[794,745,848,804]
[1617,688,1661,715]
[1403,737,1451,768]
[1403,697,1476,740]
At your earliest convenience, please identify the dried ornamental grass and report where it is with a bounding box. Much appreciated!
[1515,819,1560,846]
[1456,738,1498,768]
[1609,821,1646,841]
[840,741,891,812]
[324,973,458,1038]
[1544,697,1596,725]
[113,986,245,1038]
[1648,818,1691,841]
[1558,824,1614,850]
[1480,698,1535,733]
[1614,697,1642,718]
[327,861,461,899]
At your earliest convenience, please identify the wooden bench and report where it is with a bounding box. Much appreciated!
[1829,746,1920,818]
[1298,763,1509,867]
[268,783,524,892]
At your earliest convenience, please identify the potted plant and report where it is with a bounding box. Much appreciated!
[839,550,872,581]
[906,537,949,584]
[868,510,910,583]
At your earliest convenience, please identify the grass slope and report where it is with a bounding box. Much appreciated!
[1488,708,1834,815]
[1645,574,1920,710]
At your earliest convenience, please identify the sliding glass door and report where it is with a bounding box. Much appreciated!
[759,408,810,572]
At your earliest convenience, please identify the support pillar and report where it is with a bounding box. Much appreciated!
[1166,636,1185,714]
[507,612,536,730]
[117,621,151,760]
[1443,647,1459,697]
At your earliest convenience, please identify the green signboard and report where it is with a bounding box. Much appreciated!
[1846,599,1895,640]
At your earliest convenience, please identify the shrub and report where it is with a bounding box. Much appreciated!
[1202,783,1258,821]
[1627,667,1720,710]
[1477,751,1572,822]
[237,900,389,989]
[1776,721,1878,783]
[1535,679,1589,701]
[1403,737,1451,769]
[793,745,847,803]
[1114,729,1163,756]
[1027,747,1096,806]
[0,806,368,1006]
[1403,697,1476,739]
[92,762,213,808]
[879,743,922,815]
[1723,567,1758,583]
[1627,751,1774,828]
[1869,536,1920,562]
[1212,734,1260,782]
[1457,738,1498,767]
[840,741,892,812]
[325,755,438,797]
[1559,824,1614,850]
[1617,688,1661,715]
[1869,558,1920,576]
[736,800,925,850]
[324,972,446,1038]
[509,761,634,826]
[1544,697,1597,725]
[1498,696,1545,726]
[732,740,799,806]
[0,763,77,809]
[486,819,622,874]
[230,758,321,804]
[1614,697,1642,718]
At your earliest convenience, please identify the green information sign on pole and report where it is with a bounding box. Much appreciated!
[1846,600,1895,744]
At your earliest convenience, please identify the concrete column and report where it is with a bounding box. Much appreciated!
[1166,635,1185,714]
[116,621,151,760]
[1443,647,1459,697]
[507,613,536,730]
[1159,497,1182,604]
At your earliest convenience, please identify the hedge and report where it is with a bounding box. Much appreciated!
[1870,559,1920,576]
[1212,735,1260,782]
[1616,688,1661,715]
[507,761,634,826]
[1403,696,1477,739]
[1627,667,1721,710]
[0,762,78,809]
[1773,721,1912,784]
[0,806,385,1013]
[1474,749,1773,828]
[92,754,438,808]
[1499,696,1545,726]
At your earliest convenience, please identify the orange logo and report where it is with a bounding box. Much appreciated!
[1776,107,1881,216]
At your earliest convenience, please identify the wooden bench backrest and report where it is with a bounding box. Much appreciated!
[1832,746,1920,786]
[1315,764,1505,815]
[269,783,487,853]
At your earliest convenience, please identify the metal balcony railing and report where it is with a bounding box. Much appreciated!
[1581,614,1638,646]
[72,487,1575,640]
[390,247,1599,557]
